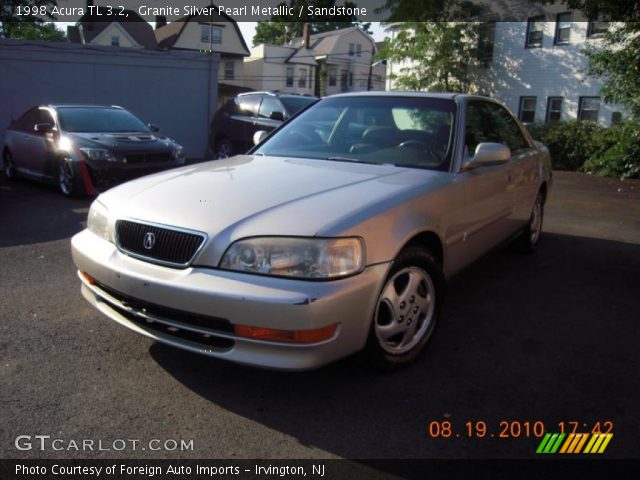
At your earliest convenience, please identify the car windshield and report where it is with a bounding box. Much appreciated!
[254,96,456,171]
[279,96,318,115]
[57,107,150,133]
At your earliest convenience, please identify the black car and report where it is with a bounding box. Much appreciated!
[210,92,317,159]
[2,105,186,196]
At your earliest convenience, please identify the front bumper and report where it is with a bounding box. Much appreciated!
[71,229,389,370]
[85,160,185,192]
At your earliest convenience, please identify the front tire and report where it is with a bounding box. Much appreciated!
[58,157,76,196]
[3,150,16,179]
[364,246,444,370]
[215,138,233,159]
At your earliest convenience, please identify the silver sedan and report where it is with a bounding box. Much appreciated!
[71,93,551,370]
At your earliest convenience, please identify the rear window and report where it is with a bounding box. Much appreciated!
[279,96,317,115]
[57,107,149,133]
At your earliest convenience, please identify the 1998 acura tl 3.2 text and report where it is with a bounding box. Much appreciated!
[72,93,551,370]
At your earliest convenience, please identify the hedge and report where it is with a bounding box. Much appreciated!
[526,120,640,179]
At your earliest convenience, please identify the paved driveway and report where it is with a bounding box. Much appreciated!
[1,171,638,460]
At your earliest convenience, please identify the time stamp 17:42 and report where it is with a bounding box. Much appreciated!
[428,420,614,439]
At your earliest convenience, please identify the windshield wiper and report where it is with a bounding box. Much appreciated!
[326,156,379,165]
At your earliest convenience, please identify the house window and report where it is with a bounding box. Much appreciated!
[224,60,234,80]
[298,68,306,88]
[578,97,600,122]
[201,25,222,44]
[526,16,545,48]
[340,70,348,89]
[348,43,355,56]
[111,36,119,46]
[611,111,622,125]
[356,44,362,57]
[518,96,537,123]
[546,97,563,122]
[286,67,294,87]
[328,68,336,87]
[588,14,608,37]
[477,22,495,65]
[554,12,572,45]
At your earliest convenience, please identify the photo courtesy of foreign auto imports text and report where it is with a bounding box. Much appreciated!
[1,0,639,479]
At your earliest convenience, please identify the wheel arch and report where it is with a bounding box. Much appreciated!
[538,181,548,203]
[399,230,444,268]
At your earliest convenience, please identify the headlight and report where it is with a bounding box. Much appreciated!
[80,148,117,162]
[172,145,185,161]
[220,237,364,279]
[87,200,110,242]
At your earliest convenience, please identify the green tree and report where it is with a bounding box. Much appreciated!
[252,0,371,46]
[379,22,483,92]
[375,0,482,21]
[585,23,640,118]
[534,1,638,22]
[5,21,65,41]
[1,0,59,39]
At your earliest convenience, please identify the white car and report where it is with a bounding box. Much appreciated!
[72,93,551,370]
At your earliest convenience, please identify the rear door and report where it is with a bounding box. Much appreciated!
[484,102,540,229]
[9,108,41,171]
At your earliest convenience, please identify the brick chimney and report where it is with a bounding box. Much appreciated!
[303,23,310,49]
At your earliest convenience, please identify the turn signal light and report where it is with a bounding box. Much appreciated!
[234,324,337,344]
[79,271,95,285]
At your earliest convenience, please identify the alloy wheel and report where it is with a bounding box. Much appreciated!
[374,266,436,355]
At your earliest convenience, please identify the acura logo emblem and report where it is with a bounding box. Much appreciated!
[143,232,156,250]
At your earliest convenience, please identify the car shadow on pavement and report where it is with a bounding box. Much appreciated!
[150,232,640,461]
[0,176,92,247]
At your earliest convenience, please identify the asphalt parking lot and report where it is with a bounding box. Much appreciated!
[1,171,639,461]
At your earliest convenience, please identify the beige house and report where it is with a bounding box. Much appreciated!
[67,7,158,49]
[248,26,385,97]
[244,44,317,95]
[155,14,250,104]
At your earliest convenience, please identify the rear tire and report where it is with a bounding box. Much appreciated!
[215,138,233,159]
[3,150,16,179]
[364,246,444,371]
[516,191,544,253]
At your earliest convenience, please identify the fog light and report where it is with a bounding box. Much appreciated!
[234,324,337,343]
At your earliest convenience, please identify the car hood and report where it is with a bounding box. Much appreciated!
[68,131,178,153]
[100,155,448,264]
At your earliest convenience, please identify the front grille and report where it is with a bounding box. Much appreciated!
[116,220,205,267]
[125,153,172,164]
[94,281,234,350]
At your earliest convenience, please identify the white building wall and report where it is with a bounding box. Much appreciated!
[244,45,315,95]
[479,22,624,126]
[385,22,624,126]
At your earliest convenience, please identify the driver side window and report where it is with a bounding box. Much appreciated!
[465,102,493,157]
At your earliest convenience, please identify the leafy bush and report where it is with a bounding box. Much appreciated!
[582,120,640,179]
[527,121,606,171]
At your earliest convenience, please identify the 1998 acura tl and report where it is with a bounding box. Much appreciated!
[72,93,551,370]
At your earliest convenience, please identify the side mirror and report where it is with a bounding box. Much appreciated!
[253,130,268,146]
[148,123,160,132]
[464,142,511,170]
[34,123,54,133]
[269,111,285,121]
